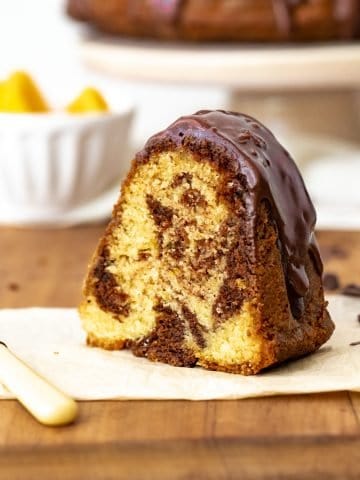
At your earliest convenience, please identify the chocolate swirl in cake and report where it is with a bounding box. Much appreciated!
[137,110,321,318]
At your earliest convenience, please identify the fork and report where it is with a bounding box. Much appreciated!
[0,341,78,426]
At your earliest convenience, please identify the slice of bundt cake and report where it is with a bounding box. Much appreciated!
[80,110,334,375]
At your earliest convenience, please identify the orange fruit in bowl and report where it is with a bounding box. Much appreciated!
[0,71,49,113]
[66,87,109,114]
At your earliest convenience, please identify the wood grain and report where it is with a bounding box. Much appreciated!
[0,225,103,308]
[2,438,360,480]
[0,226,360,479]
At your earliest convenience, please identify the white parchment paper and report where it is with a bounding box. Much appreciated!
[0,295,359,400]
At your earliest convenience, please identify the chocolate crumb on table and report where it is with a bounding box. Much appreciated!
[320,245,348,262]
[323,273,340,291]
[37,256,48,266]
[342,284,360,297]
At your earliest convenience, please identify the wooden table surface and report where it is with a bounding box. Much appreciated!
[1,226,360,480]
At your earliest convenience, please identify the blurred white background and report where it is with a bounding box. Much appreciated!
[0,0,359,228]
[0,0,225,148]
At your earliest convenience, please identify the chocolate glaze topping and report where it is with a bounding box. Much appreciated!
[272,0,304,36]
[137,110,322,317]
[68,0,360,41]
[334,0,360,38]
[267,0,360,38]
[128,0,359,38]
[133,0,183,23]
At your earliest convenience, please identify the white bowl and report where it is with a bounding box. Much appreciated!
[0,105,134,225]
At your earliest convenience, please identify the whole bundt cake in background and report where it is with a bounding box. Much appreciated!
[67,0,360,42]
[79,110,334,375]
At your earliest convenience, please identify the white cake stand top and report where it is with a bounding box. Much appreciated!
[78,36,360,230]
[80,38,360,90]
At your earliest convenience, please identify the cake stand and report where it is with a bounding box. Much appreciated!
[80,38,360,152]
[79,37,360,228]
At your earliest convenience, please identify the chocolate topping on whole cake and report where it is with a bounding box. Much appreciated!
[67,0,360,41]
[131,0,360,38]
[272,0,303,36]
[128,0,183,25]
[144,0,183,22]
[137,110,321,316]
